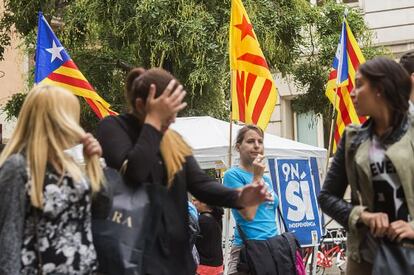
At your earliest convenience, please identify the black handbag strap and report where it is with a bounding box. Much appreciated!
[237,224,248,244]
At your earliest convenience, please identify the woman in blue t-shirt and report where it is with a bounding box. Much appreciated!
[224,125,279,275]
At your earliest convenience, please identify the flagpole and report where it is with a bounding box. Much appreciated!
[326,84,339,172]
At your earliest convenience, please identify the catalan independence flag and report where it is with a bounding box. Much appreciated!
[325,18,366,152]
[229,0,278,130]
[35,12,117,119]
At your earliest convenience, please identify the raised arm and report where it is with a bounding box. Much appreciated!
[186,156,241,209]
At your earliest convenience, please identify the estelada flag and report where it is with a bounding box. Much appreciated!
[35,12,117,119]
[229,0,278,130]
[325,18,366,152]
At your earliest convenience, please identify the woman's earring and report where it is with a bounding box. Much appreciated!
[376,93,381,97]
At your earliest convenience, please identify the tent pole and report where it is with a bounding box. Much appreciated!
[224,68,233,275]
[224,76,234,275]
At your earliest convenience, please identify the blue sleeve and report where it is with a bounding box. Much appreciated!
[188,201,198,220]
[223,169,245,189]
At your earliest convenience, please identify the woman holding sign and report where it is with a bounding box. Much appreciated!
[318,57,414,275]
[224,125,279,275]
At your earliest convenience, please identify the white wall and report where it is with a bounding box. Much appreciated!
[362,0,414,49]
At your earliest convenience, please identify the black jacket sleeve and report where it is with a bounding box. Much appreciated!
[186,156,241,209]
[97,116,163,183]
[317,135,353,230]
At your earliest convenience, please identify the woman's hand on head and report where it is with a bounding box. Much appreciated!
[82,133,102,158]
[387,220,414,242]
[360,211,389,237]
[144,80,187,131]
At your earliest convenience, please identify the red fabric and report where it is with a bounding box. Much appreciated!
[196,264,224,275]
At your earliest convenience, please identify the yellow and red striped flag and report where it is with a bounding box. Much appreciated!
[229,0,278,130]
[35,12,117,119]
[326,18,366,152]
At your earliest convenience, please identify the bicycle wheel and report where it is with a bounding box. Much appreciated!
[316,265,325,275]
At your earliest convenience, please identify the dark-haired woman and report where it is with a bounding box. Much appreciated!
[96,67,271,275]
[318,57,414,275]
[193,198,224,275]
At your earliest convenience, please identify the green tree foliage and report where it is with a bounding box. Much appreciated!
[0,0,383,132]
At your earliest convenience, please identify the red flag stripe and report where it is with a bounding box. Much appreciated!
[252,79,272,124]
[236,71,246,122]
[346,39,360,72]
[62,60,79,70]
[337,88,352,125]
[48,72,96,92]
[245,73,257,104]
[329,69,337,81]
[334,127,341,144]
[85,98,103,119]
[237,53,269,69]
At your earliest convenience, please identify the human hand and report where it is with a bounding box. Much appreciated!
[360,211,389,237]
[252,154,265,181]
[82,133,102,158]
[238,179,273,208]
[144,79,187,131]
[387,220,414,242]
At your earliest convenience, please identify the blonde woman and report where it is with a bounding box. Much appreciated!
[97,67,271,275]
[0,85,105,275]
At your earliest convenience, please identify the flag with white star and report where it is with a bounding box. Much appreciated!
[35,12,117,119]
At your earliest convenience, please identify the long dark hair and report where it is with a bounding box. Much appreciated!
[358,57,411,126]
[400,50,414,75]
[208,206,224,230]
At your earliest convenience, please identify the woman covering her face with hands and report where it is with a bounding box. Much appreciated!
[223,125,278,275]
[318,57,414,275]
[97,67,271,275]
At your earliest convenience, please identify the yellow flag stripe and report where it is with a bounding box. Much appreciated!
[41,78,112,108]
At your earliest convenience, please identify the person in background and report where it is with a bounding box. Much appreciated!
[318,57,414,274]
[399,50,414,112]
[223,125,279,275]
[0,85,105,275]
[193,198,224,275]
[188,200,201,267]
[97,67,272,275]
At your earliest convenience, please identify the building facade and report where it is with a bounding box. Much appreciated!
[0,0,28,142]
[268,0,414,148]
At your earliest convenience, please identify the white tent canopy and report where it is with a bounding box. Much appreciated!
[171,116,327,169]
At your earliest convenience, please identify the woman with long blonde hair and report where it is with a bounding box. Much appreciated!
[0,85,105,275]
[97,67,271,275]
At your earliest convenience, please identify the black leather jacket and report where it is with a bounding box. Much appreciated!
[318,117,409,230]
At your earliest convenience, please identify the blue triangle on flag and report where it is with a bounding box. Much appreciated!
[35,11,71,83]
